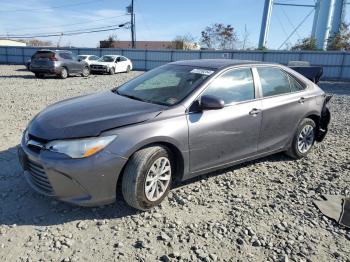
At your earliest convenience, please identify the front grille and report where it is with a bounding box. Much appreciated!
[91,65,106,70]
[27,159,54,195]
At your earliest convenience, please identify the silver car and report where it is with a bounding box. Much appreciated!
[18,59,331,210]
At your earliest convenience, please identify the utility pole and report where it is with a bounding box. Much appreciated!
[127,0,136,48]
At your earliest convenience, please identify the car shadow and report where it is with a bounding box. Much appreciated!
[15,68,29,72]
[0,74,36,79]
[173,152,293,189]
[0,146,137,227]
[0,145,292,227]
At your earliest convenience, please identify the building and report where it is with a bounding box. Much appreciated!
[100,40,200,50]
[0,39,26,47]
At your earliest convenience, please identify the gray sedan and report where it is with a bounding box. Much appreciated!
[18,59,331,210]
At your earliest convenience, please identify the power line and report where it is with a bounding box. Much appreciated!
[0,0,107,13]
[278,8,315,49]
[3,23,129,37]
[0,24,129,39]
[4,14,129,33]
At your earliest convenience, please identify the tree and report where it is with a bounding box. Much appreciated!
[327,23,350,51]
[21,39,53,47]
[200,23,238,50]
[100,35,119,48]
[169,34,197,50]
[291,37,318,51]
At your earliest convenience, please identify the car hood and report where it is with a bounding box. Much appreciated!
[28,91,165,140]
[91,61,113,66]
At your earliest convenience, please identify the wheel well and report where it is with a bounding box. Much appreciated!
[115,142,185,194]
[306,114,320,128]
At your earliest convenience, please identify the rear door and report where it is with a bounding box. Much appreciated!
[187,67,262,173]
[115,56,128,72]
[256,66,310,152]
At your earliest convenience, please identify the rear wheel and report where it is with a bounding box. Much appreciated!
[126,65,131,73]
[81,66,90,77]
[122,146,173,210]
[109,67,115,75]
[59,67,68,79]
[286,118,316,159]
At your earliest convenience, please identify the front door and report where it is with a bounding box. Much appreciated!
[187,68,262,173]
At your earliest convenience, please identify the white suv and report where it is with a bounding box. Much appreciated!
[90,55,133,75]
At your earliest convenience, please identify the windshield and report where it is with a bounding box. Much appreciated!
[98,56,115,62]
[78,55,87,59]
[115,64,214,106]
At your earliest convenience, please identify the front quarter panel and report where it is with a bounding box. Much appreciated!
[102,106,190,177]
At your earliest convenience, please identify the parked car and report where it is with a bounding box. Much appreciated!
[25,59,31,70]
[30,50,90,79]
[77,55,99,66]
[90,55,132,75]
[18,59,331,210]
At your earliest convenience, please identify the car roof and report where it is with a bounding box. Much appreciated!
[170,59,272,69]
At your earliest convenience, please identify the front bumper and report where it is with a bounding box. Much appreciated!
[18,138,127,207]
[90,66,109,73]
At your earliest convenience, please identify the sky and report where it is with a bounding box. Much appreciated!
[0,0,349,49]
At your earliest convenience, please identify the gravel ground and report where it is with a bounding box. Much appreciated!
[0,65,349,262]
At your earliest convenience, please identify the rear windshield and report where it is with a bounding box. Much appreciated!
[32,51,54,59]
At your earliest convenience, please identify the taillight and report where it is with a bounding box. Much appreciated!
[50,55,58,61]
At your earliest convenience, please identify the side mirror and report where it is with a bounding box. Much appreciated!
[200,95,225,110]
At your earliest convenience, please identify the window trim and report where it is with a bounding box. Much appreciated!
[254,65,308,99]
[191,66,258,109]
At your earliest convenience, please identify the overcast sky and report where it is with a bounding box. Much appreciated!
[0,0,349,49]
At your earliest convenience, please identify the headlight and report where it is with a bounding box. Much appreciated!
[46,135,117,158]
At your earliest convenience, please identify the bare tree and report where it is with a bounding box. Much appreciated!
[100,35,120,48]
[21,39,53,47]
[200,23,238,50]
[169,34,196,50]
[291,37,318,51]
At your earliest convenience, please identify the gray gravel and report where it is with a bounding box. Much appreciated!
[0,65,349,261]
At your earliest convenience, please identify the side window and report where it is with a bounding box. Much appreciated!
[90,56,98,60]
[60,52,73,60]
[288,74,306,92]
[257,67,291,97]
[202,68,255,104]
[119,56,128,61]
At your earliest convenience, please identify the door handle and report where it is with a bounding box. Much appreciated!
[298,97,305,103]
[249,108,261,116]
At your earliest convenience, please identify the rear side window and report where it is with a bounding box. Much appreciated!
[257,67,291,97]
[203,68,255,104]
[288,74,306,92]
[59,52,73,60]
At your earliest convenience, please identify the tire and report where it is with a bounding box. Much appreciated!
[122,145,173,210]
[81,66,90,77]
[126,65,131,73]
[109,67,115,75]
[286,118,316,159]
[34,73,44,78]
[59,67,68,79]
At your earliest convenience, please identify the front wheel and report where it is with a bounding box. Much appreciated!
[286,118,316,159]
[109,67,115,75]
[122,146,173,210]
[81,66,90,77]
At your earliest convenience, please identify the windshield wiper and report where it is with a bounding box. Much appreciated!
[114,90,149,103]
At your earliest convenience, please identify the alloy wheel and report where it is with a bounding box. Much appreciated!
[297,124,315,153]
[144,157,171,201]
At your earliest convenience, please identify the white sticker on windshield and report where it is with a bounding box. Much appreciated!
[190,69,214,76]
